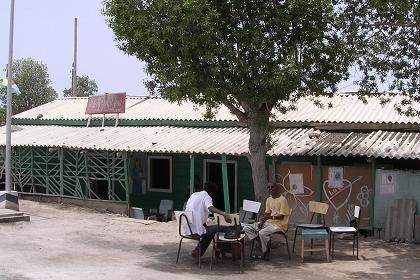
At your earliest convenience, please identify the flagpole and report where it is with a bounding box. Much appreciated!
[0,0,19,211]
[5,0,15,194]
[72,17,77,96]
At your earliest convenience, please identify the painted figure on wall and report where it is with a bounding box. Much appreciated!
[131,158,145,194]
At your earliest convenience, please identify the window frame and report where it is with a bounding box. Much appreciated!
[147,155,173,193]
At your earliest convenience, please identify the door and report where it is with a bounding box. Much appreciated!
[204,159,237,212]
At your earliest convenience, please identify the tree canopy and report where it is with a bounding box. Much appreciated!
[339,0,419,115]
[0,58,57,115]
[63,75,98,97]
[103,0,419,200]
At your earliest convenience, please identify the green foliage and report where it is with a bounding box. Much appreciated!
[63,75,98,97]
[337,0,419,116]
[103,0,419,195]
[104,0,353,125]
[0,107,5,125]
[0,58,57,114]
[103,0,418,118]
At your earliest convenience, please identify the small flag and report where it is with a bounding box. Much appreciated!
[0,67,21,94]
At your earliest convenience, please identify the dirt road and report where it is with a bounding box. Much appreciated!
[1,200,419,280]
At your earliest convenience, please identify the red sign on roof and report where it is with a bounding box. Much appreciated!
[85,93,126,114]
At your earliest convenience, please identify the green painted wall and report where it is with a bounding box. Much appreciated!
[130,153,189,211]
[129,153,255,213]
[374,169,420,228]
[237,156,256,205]
[129,154,380,213]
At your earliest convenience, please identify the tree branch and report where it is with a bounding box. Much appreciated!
[222,100,247,123]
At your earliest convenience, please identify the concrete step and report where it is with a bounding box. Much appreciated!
[0,214,30,223]
[0,209,30,223]
[0,209,24,218]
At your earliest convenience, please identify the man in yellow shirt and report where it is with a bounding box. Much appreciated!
[243,182,290,259]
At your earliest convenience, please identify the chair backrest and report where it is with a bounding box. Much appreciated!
[241,200,261,223]
[354,205,360,219]
[308,201,329,224]
[309,201,329,214]
[214,213,240,226]
[352,206,361,230]
[242,200,261,214]
[159,199,174,214]
[239,207,255,223]
[130,207,145,220]
[159,200,174,221]
[174,211,193,236]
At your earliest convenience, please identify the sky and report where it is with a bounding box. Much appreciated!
[0,0,148,97]
[0,0,359,99]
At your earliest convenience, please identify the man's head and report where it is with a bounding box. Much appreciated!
[203,181,218,198]
[267,182,280,197]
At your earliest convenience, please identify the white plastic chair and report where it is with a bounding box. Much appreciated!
[240,199,261,224]
[329,205,361,259]
[159,199,174,221]
[174,211,205,268]
[148,199,174,221]
[292,201,329,252]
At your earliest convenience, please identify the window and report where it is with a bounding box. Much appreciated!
[148,156,172,192]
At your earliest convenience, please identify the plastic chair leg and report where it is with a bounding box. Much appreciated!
[198,240,202,268]
[301,240,304,262]
[210,241,215,270]
[325,239,330,262]
[356,233,359,259]
[292,226,299,253]
[250,239,255,258]
[241,241,245,272]
[285,234,291,260]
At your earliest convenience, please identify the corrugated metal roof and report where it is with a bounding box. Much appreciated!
[274,94,420,124]
[1,125,419,159]
[13,94,420,124]
[308,130,420,159]
[1,125,250,155]
[13,97,235,122]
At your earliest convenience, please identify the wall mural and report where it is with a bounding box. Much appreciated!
[277,171,314,223]
[321,166,372,226]
[275,164,372,227]
[323,175,362,225]
[356,185,371,208]
[274,164,318,225]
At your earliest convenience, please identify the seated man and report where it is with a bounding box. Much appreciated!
[185,181,232,260]
[243,182,290,259]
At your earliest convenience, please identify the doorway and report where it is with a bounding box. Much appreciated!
[203,159,237,212]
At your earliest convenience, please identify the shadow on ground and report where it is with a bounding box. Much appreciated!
[131,235,420,279]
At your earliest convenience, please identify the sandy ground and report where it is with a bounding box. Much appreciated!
[1,200,420,280]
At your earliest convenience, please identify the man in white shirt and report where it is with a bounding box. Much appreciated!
[185,181,232,259]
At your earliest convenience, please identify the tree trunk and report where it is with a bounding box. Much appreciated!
[247,120,270,203]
